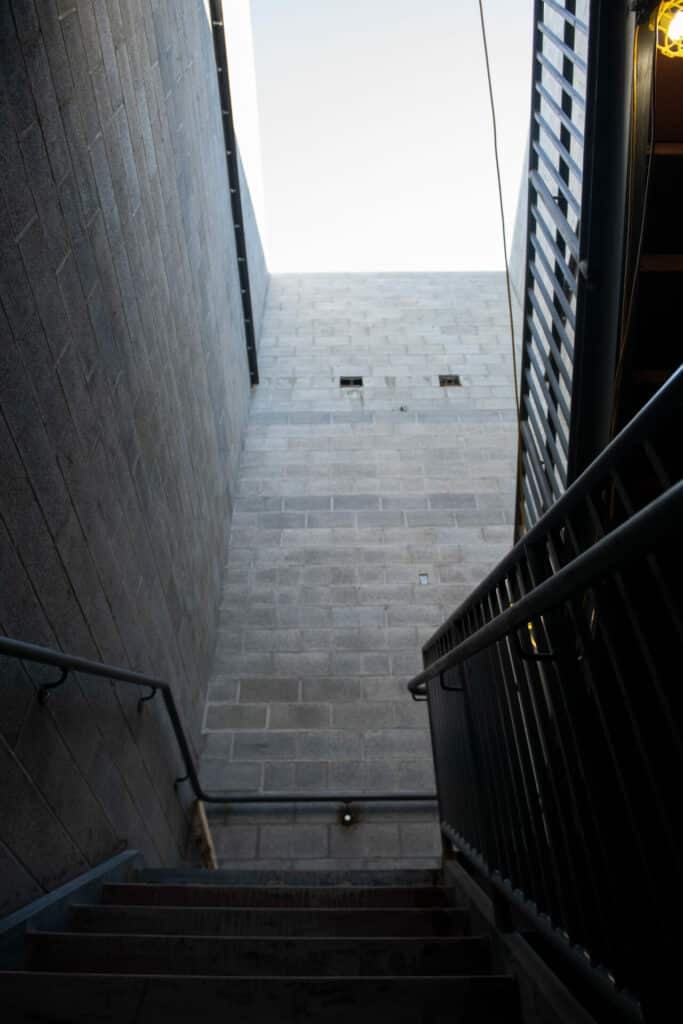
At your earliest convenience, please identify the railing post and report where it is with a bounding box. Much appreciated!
[568,0,633,480]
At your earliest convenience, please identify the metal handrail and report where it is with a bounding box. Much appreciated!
[408,478,682,695]
[0,635,435,807]
[421,365,682,664]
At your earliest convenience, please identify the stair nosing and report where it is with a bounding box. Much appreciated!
[1,969,515,982]
[104,884,447,895]
[73,905,465,913]
[30,930,482,943]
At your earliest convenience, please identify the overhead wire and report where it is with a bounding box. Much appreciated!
[476,0,526,531]
[477,0,521,420]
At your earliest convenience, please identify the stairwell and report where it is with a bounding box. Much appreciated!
[2,867,520,1023]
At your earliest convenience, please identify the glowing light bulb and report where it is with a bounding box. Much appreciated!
[668,9,683,39]
[657,3,683,56]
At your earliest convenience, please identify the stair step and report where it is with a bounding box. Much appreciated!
[103,882,448,908]
[28,932,491,976]
[135,868,442,887]
[70,904,468,938]
[0,972,519,1023]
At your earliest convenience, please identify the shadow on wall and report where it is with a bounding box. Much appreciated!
[0,0,265,916]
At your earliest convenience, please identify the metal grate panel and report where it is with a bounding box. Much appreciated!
[518,0,590,529]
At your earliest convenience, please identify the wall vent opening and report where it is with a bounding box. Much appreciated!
[439,374,462,387]
[340,376,363,388]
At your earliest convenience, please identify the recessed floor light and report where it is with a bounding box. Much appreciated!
[439,374,462,387]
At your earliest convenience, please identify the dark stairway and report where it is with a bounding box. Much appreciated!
[1,868,521,1023]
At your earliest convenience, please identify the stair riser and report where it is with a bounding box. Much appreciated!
[103,884,448,908]
[70,906,467,938]
[29,934,490,977]
[0,973,518,1024]
[136,869,443,888]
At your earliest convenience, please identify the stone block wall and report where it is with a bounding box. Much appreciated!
[0,1,252,914]
[202,272,518,868]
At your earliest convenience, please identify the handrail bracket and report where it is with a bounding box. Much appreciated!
[38,668,70,704]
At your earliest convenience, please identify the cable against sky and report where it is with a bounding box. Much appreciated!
[249,0,534,272]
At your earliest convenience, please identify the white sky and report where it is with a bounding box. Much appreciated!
[222,1,268,234]
[242,0,534,272]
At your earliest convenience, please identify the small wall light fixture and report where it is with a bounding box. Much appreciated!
[419,573,429,585]
[656,2,683,57]
[340,803,355,826]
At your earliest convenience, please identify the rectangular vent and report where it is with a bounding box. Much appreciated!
[439,374,462,387]
[340,376,363,388]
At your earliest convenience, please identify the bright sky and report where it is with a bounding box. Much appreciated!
[245,0,534,272]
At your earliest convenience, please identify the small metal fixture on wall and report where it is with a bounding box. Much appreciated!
[209,0,259,385]
[339,804,355,826]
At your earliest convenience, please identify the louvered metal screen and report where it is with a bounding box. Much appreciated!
[518,0,590,529]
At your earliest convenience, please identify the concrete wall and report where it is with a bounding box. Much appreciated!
[0,1,252,914]
[202,272,518,869]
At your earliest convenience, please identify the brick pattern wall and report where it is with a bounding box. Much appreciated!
[0,0,251,914]
[202,272,518,868]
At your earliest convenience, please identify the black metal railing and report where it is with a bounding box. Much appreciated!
[408,368,682,1016]
[0,636,435,811]
[517,0,589,528]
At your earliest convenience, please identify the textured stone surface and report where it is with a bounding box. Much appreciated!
[0,0,253,912]
[207,803,442,873]
[202,271,518,866]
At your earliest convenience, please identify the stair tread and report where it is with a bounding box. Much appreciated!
[32,931,481,942]
[0,971,518,1024]
[1,969,514,979]
[70,904,468,937]
[103,882,448,907]
[28,931,491,977]
[77,909,466,917]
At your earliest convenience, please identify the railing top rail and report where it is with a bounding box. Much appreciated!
[0,636,173,691]
[421,368,682,660]
[0,635,435,807]
[409,478,681,694]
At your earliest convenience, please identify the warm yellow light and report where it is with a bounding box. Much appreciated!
[669,10,683,39]
[657,1,683,57]
[527,621,538,652]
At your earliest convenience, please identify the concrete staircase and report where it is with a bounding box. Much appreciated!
[2,868,521,1022]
